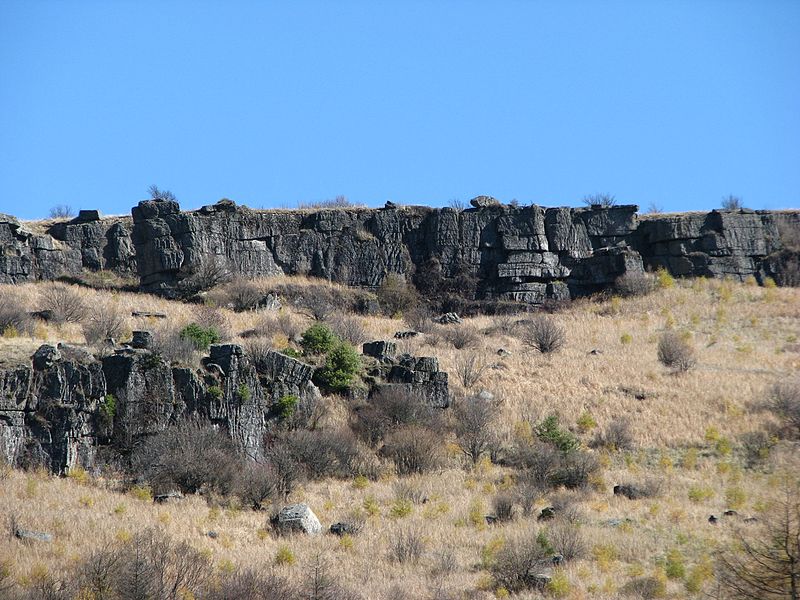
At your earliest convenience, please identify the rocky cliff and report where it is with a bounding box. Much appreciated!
[0,339,447,474]
[2,199,798,299]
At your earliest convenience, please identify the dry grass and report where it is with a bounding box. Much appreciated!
[1,276,799,598]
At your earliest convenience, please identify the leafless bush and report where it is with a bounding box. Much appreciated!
[592,417,634,451]
[301,553,362,600]
[403,305,434,333]
[448,198,466,211]
[328,313,367,346]
[615,272,656,297]
[381,425,444,475]
[377,274,419,316]
[521,316,566,353]
[38,283,88,324]
[299,291,336,321]
[454,352,489,389]
[546,522,586,560]
[132,417,240,495]
[179,259,232,295]
[261,437,300,499]
[657,332,696,372]
[208,568,297,600]
[352,387,438,445]
[223,278,263,312]
[244,338,273,371]
[193,305,230,340]
[490,529,552,592]
[454,394,497,464]
[49,204,74,219]
[0,296,31,335]
[76,528,210,600]
[147,184,176,201]
[582,193,616,208]
[721,194,744,210]
[443,325,480,350]
[767,378,800,440]
[82,303,127,344]
[492,492,516,522]
[276,312,303,340]
[512,443,599,491]
[236,461,277,510]
[389,527,426,563]
[284,429,369,479]
[150,326,197,364]
[487,314,519,336]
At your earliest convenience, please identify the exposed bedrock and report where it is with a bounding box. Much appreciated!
[0,341,450,474]
[1,200,798,298]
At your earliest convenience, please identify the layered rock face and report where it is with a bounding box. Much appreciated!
[0,342,320,473]
[0,211,135,284]
[0,340,451,475]
[1,200,797,299]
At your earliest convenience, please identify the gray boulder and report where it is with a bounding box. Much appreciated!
[272,503,322,535]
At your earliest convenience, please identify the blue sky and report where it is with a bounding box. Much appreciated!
[1,0,798,219]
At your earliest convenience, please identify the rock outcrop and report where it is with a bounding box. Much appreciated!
[0,212,135,284]
[1,200,798,300]
[0,342,318,473]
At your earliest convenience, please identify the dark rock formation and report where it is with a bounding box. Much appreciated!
[2,201,797,298]
[0,341,320,473]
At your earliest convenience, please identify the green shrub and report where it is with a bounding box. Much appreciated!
[237,384,251,401]
[208,385,223,399]
[99,394,116,429]
[315,342,361,391]
[179,322,221,350]
[664,548,686,579]
[300,323,338,355]
[281,347,302,359]
[276,395,299,418]
[536,414,579,453]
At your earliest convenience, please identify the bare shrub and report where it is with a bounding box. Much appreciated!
[179,259,232,295]
[82,303,127,344]
[615,272,656,297]
[49,204,75,219]
[490,529,552,592]
[487,313,518,336]
[454,352,489,389]
[721,194,744,210]
[352,387,438,445]
[261,437,300,499]
[276,312,303,340]
[381,425,444,475]
[512,443,599,491]
[767,378,800,440]
[0,296,31,336]
[223,278,263,312]
[492,492,516,522]
[592,417,634,451]
[132,417,240,495]
[582,193,616,208]
[717,476,800,600]
[389,527,425,563]
[38,283,88,324]
[236,461,277,510]
[657,332,696,372]
[298,194,358,209]
[209,568,297,600]
[147,184,176,201]
[299,291,336,321]
[244,338,273,372]
[443,325,480,350]
[521,316,566,353]
[284,428,366,479]
[150,326,197,364]
[546,522,586,560]
[403,305,434,334]
[377,274,419,316]
[328,313,367,346]
[78,528,210,600]
[301,553,361,600]
[454,394,497,464]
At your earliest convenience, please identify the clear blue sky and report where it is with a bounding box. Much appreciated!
[1,1,798,219]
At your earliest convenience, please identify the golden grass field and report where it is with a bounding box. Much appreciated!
[1,275,798,599]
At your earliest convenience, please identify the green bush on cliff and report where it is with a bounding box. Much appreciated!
[315,342,361,391]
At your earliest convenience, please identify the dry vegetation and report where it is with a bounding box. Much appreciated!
[1,274,800,599]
